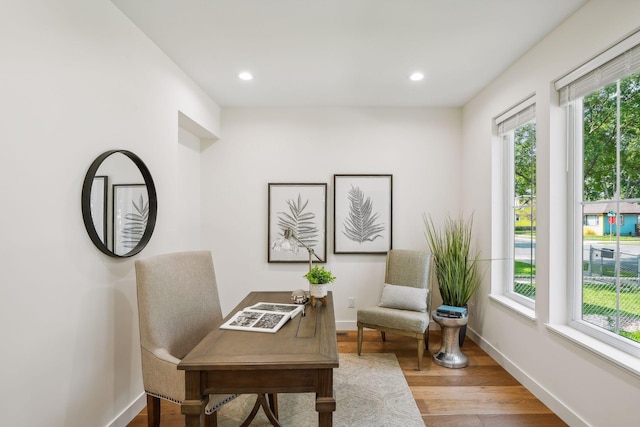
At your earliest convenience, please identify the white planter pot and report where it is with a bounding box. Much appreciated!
[309,283,328,298]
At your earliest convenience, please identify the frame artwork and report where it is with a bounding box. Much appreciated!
[334,174,392,254]
[268,183,327,263]
[91,176,108,245]
[113,184,148,256]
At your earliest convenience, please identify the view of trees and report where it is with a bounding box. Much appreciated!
[580,72,640,344]
[514,123,536,211]
[583,72,640,201]
[512,122,536,300]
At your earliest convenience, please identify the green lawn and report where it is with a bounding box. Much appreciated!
[515,260,535,276]
[513,260,640,342]
[584,263,639,278]
[583,235,640,243]
[583,282,640,342]
[514,261,536,298]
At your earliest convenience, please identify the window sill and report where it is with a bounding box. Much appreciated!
[489,294,537,323]
[546,323,640,380]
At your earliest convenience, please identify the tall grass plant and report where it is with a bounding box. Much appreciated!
[423,213,481,307]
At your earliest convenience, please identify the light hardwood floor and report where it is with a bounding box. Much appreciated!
[128,330,567,427]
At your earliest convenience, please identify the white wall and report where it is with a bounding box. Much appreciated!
[462,1,640,426]
[201,108,462,324]
[0,1,220,426]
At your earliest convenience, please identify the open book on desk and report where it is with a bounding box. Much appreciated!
[220,302,305,333]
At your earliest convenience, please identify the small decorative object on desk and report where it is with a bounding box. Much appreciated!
[304,265,336,305]
[291,289,309,305]
[436,305,468,318]
[220,302,304,333]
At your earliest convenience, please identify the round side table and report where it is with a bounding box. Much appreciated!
[432,310,469,368]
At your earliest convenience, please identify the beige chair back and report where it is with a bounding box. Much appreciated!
[385,249,431,289]
[135,250,222,361]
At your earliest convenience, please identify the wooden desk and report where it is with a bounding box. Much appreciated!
[178,291,339,427]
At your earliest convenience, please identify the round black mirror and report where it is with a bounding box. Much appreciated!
[81,150,157,258]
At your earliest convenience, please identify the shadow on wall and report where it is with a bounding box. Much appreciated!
[64,286,134,426]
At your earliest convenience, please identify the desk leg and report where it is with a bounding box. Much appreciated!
[315,369,335,427]
[182,371,206,427]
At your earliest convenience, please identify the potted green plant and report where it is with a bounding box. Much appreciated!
[303,265,336,298]
[423,213,481,348]
[423,213,481,307]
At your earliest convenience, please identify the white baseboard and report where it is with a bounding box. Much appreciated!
[465,327,588,427]
[106,392,146,427]
[336,320,357,330]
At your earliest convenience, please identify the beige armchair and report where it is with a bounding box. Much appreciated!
[357,249,433,370]
[135,250,247,426]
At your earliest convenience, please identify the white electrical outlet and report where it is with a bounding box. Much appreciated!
[348,297,355,308]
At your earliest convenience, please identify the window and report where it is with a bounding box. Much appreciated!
[496,97,536,308]
[558,30,640,354]
[584,215,599,226]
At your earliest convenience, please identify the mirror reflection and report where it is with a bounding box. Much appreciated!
[82,150,157,258]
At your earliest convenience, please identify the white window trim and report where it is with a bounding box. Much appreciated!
[555,29,640,101]
[546,323,640,380]
[547,26,640,366]
[490,294,536,321]
[564,82,640,360]
[493,95,537,312]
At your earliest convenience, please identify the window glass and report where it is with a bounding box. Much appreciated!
[579,72,640,347]
[513,123,536,300]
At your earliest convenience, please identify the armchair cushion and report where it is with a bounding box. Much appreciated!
[358,305,430,333]
[378,284,428,312]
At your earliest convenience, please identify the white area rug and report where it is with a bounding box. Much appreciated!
[216,353,424,426]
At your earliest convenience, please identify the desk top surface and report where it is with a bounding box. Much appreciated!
[178,291,338,371]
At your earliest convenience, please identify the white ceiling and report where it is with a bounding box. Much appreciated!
[112,0,587,107]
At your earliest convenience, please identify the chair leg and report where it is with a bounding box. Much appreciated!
[424,327,430,350]
[357,323,363,356]
[417,338,424,371]
[206,411,214,427]
[146,395,160,427]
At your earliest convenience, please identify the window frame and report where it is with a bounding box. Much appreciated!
[567,90,640,358]
[494,97,537,311]
[506,123,537,310]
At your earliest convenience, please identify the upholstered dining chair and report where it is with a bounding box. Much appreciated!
[135,250,273,427]
[357,249,433,370]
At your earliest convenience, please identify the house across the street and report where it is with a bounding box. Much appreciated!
[583,201,640,236]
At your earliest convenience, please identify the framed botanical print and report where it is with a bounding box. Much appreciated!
[268,183,327,263]
[334,174,392,254]
[113,184,148,256]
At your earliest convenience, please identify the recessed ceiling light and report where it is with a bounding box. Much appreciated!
[238,71,253,81]
[409,72,424,81]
